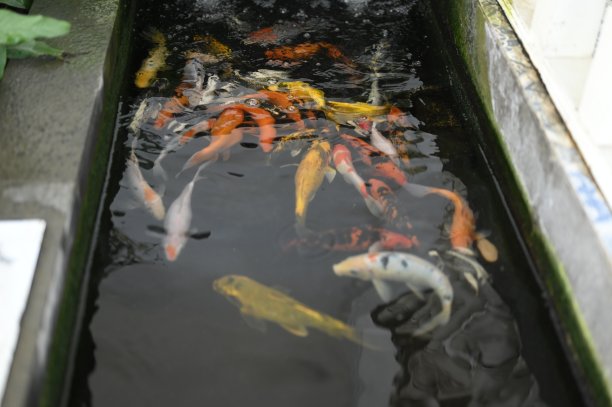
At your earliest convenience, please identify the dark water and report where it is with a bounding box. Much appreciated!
[66,0,587,406]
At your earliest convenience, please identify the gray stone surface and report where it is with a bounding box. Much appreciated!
[0,0,126,406]
[432,0,612,403]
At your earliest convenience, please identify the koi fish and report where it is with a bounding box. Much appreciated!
[283,225,418,252]
[193,34,232,60]
[268,128,318,158]
[233,104,276,152]
[370,123,401,167]
[294,140,336,235]
[332,144,382,217]
[387,106,418,129]
[163,162,212,261]
[135,29,168,89]
[213,275,363,344]
[244,21,328,45]
[339,133,385,166]
[333,251,453,336]
[128,98,162,135]
[153,96,189,129]
[234,69,292,89]
[125,145,165,220]
[269,81,326,110]
[368,178,413,231]
[265,42,355,67]
[242,90,304,128]
[373,161,407,187]
[182,127,244,173]
[325,101,390,125]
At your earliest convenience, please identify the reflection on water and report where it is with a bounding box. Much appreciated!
[66,0,586,406]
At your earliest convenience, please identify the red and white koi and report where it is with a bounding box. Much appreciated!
[332,144,383,217]
[333,251,453,336]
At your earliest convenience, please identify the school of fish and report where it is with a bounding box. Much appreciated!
[126,24,501,340]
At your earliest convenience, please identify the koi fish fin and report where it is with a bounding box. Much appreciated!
[401,183,431,198]
[404,282,425,300]
[368,241,383,253]
[242,315,267,332]
[280,323,309,337]
[463,272,479,293]
[190,230,212,240]
[372,279,394,303]
[476,236,498,263]
[364,195,383,218]
[446,249,488,281]
[411,305,451,337]
[325,166,336,183]
[147,225,167,236]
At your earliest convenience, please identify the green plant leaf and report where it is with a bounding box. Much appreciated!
[0,45,6,79]
[0,0,32,9]
[7,39,63,58]
[0,9,70,45]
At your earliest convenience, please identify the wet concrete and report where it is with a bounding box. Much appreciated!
[0,0,132,406]
[430,0,612,404]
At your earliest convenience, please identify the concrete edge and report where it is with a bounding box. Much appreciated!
[0,0,134,406]
[431,0,612,404]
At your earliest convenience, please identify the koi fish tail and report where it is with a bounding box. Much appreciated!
[411,302,451,337]
[180,149,217,176]
[143,28,165,45]
[294,219,312,239]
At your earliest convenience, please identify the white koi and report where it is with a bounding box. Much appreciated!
[162,161,211,261]
[333,251,453,336]
[370,123,401,167]
[125,142,165,221]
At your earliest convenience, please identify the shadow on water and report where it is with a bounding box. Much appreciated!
[65,0,588,406]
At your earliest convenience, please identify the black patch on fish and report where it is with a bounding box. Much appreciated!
[381,255,390,269]
[240,142,258,149]
[112,210,126,217]
[191,231,212,240]
[401,259,408,268]
[147,225,167,235]
[228,172,244,177]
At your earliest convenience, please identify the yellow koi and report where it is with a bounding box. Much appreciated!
[135,29,168,89]
[294,140,335,234]
[270,128,318,157]
[324,100,390,125]
[213,275,363,344]
[193,34,232,59]
[269,81,326,110]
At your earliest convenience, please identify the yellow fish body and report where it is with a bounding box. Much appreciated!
[324,100,390,125]
[213,275,362,344]
[135,29,168,89]
[269,81,326,110]
[194,34,232,59]
[294,139,335,233]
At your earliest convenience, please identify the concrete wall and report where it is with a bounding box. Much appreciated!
[430,0,612,405]
[0,0,134,406]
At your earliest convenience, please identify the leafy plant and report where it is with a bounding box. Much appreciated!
[0,2,70,79]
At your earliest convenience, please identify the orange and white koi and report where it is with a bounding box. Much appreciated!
[234,104,277,152]
[163,162,211,261]
[182,127,245,173]
[339,133,385,166]
[332,144,382,217]
[333,251,453,336]
[125,144,165,220]
[135,29,168,89]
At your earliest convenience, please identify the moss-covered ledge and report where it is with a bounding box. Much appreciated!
[0,0,134,406]
[429,0,612,405]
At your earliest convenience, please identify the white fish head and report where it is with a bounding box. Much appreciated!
[163,233,188,261]
[333,254,373,280]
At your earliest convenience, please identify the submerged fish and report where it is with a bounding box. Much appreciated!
[193,34,232,60]
[333,251,453,336]
[163,162,212,261]
[125,145,165,221]
[370,123,401,167]
[135,29,168,89]
[332,144,382,217]
[234,69,292,89]
[265,41,355,67]
[269,128,318,158]
[269,81,326,110]
[283,225,419,252]
[368,178,413,231]
[294,140,336,234]
[213,275,363,344]
[325,101,390,125]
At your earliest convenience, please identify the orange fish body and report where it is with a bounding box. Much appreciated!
[233,104,276,152]
[427,188,475,250]
[180,118,216,145]
[154,96,189,129]
[265,42,354,67]
[183,128,244,171]
[373,161,407,186]
[283,225,418,252]
[339,133,384,166]
[246,27,277,44]
[243,90,304,129]
[211,108,245,137]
